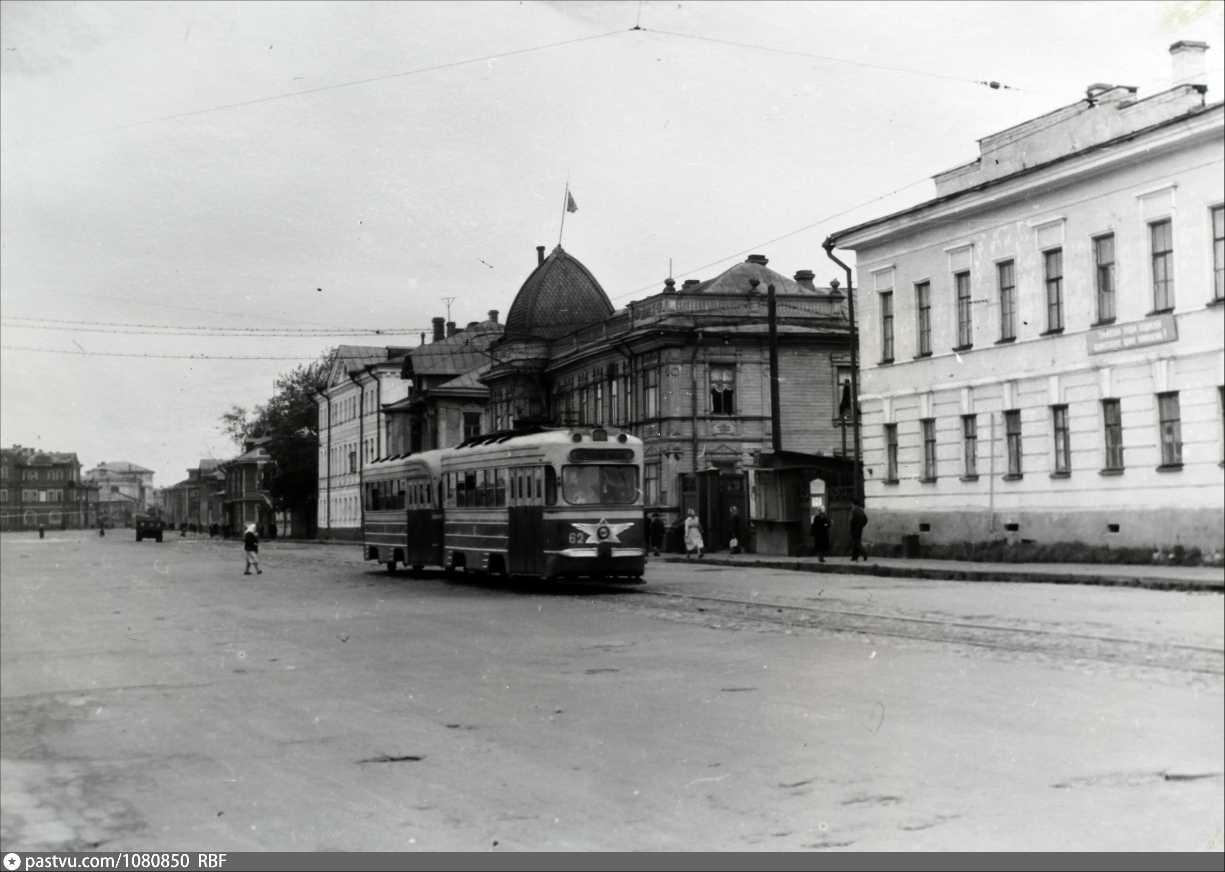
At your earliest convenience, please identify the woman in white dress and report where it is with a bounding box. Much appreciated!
[683,508,705,559]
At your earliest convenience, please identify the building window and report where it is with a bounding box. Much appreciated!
[884,424,898,482]
[1157,392,1182,468]
[348,450,357,474]
[1091,234,1116,323]
[463,412,482,441]
[921,418,937,481]
[997,261,1016,341]
[1102,399,1124,471]
[1052,405,1070,475]
[1213,206,1224,302]
[643,367,659,419]
[0,489,6,502]
[955,271,972,349]
[710,364,735,414]
[962,414,977,478]
[644,461,660,506]
[1151,219,1174,311]
[1044,248,1063,332]
[879,291,894,362]
[915,282,931,356]
[1005,410,1022,478]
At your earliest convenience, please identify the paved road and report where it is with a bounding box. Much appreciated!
[2,532,1222,851]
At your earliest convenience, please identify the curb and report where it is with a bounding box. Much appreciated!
[661,556,1225,593]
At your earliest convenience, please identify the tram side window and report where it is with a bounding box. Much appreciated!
[545,465,557,506]
[496,470,507,507]
[455,473,466,507]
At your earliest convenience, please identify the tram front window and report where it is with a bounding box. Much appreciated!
[562,465,639,505]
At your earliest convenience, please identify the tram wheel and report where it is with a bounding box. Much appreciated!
[412,564,424,575]
[386,560,397,573]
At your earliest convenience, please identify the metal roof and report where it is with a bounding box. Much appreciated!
[504,246,614,340]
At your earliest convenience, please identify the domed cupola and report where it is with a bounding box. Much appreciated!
[504,245,614,341]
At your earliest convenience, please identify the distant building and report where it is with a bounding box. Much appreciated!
[1,445,98,530]
[85,461,155,527]
[382,313,504,455]
[827,42,1224,551]
[314,345,414,540]
[222,437,274,534]
[164,460,225,529]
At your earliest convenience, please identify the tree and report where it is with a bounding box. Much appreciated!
[219,353,331,520]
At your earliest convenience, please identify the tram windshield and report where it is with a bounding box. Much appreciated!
[562,465,640,505]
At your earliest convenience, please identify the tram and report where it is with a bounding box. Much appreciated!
[362,426,646,582]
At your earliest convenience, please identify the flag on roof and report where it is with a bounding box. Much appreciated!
[566,191,578,213]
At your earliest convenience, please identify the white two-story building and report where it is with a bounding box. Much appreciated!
[828,42,1224,552]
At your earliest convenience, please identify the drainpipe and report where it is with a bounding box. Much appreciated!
[351,374,365,536]
[822,237,863,502]
[690,329,704,476]
[317,388,331,537]
[767,283,782,453]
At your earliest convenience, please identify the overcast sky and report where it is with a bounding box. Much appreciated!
[2,0,1222,485]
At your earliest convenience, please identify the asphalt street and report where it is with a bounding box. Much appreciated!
[1,531,1221,852]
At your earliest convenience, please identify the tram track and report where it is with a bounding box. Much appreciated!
[624,588,1225,676]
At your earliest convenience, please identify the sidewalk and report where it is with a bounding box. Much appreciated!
[659,551,1225,592]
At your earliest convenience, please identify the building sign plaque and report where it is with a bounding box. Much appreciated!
[1087,314,1177,355]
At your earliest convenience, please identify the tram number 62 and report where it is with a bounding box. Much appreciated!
[568,531,589,545]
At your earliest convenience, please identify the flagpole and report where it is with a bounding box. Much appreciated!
[558,183,569,246]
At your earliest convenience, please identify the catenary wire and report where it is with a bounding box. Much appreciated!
[0,346,328,361]
[0,320,432,337]
[6,30,630,150]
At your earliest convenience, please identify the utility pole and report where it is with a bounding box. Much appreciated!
[767,282,782,453]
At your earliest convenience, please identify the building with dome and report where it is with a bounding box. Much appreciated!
[481,245,857,552]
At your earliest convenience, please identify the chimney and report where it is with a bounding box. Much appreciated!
[432,317,445,342]
[446,321,457,337]
[746,254,769,266]
[536,245,546,266]
[1170,40,1209,87]
[681,279,701,290]
[488,309,499,324]
[793,269,816,290]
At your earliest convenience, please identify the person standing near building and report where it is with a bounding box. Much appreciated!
[683,508,704,560]
[811,507,830,563]
[727,505,743,555]
[243,523,262,575]
[38,523,45,539]
[649,513,666,557]
[849,501,868,562]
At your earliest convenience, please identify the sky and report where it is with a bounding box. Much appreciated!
[2,0,1223,486]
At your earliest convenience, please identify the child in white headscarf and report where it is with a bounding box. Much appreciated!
[243,523,262,575]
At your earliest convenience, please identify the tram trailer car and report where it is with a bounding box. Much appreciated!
[362,427,646,582]
[363,449,445,572]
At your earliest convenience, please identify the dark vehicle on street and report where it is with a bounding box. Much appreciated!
[135,517,163,542]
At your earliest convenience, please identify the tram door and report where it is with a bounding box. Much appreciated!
[508,467,543,575]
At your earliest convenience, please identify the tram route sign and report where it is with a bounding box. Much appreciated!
[1087,313,1177,355]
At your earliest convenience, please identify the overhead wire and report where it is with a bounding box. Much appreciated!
[0,346,327,361]
[6,29,630,150]
[0,318,431,337]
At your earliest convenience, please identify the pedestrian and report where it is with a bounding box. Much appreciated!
[811,507,830,563]
[649,513,666,557]
[683,508,705,560]
[38,523,45,540]
[243,523,262,575]
[727,505,742,554]
[99,524,105,537]
[849,500,868,562]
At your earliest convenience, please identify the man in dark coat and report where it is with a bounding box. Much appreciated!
[727,506,743,554]
[849,501,868,562]
[811,508,830,563]
[649,513,666,557]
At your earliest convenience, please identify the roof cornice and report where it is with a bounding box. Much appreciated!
[829,102,1223,251]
